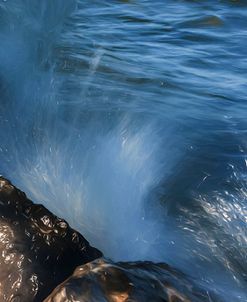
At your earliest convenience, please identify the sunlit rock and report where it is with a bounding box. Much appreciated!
[44,258,208,302]
[0,177,102,302]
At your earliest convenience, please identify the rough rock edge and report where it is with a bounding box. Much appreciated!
[0,177,102,301]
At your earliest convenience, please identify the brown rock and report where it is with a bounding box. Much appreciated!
[44,258,208,302]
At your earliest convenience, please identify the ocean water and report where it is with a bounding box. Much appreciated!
[0,0,246,301]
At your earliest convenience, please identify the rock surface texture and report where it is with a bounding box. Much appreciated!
[0,177,102,302]
[0,177,214,302]
[44,258,209,302]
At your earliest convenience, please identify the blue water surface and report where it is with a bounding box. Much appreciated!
[0,1,246,301]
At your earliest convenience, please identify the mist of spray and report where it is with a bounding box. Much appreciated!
[0,0,177,262]
[0,3,246,301]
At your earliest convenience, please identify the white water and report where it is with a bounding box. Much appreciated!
[0,0,177,261]
[0,1,246,300]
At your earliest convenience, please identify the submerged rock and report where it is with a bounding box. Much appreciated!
[0,177,102,302]
[44,258,209,302]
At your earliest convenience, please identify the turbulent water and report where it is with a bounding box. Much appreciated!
[0,0,246,301]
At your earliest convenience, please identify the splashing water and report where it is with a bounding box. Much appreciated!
[0,0,175,261]
[0,1,246,301]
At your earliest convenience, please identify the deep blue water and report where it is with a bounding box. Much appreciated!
[0,1,246,301]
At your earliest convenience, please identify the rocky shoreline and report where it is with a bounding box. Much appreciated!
[0,177,209,301]
[0,177,101,301]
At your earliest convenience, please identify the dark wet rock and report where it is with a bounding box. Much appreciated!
[44,258,209,302]
[0,177,102,302]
